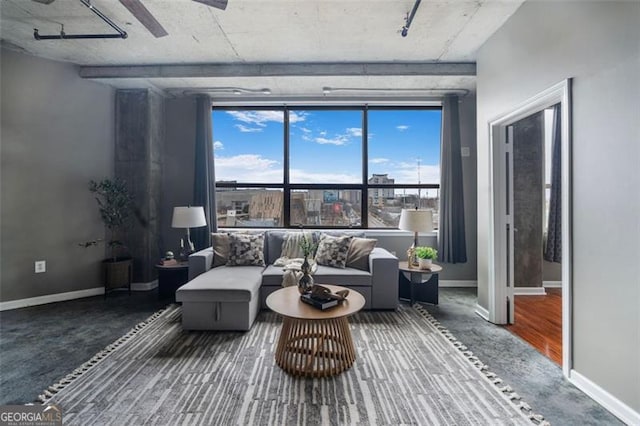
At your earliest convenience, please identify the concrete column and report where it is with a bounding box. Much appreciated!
[115,89,164,284]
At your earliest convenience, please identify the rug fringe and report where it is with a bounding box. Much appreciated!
[36,304,177,405]
[412,303,551,426]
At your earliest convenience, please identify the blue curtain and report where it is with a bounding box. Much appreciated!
[192,95,216,250]
[544,104,562,263]
[438,95,467,263]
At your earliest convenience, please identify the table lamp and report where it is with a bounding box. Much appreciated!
[171,206,207,254]
[398,208,433,267]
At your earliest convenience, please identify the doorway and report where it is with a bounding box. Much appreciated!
[486,80,572,376]
[504,107,563,365]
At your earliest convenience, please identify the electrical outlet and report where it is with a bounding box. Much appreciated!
[35,260,46,274]
[461,147,471,157]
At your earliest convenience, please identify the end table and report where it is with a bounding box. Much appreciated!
[398,261,443,305]
[155,261,189,302]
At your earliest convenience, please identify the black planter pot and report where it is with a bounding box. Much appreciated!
[102,257,132,297]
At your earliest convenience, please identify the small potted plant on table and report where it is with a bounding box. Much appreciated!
[415,246,437,270]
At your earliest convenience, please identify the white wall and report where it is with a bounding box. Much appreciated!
[476,1,639,414]
[0,48,115,302]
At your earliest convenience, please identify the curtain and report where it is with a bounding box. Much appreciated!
[544,104,562,263]
[192,95,216,251]
[438,95,467,263]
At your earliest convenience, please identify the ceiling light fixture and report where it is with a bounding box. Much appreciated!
[177,87,272,96]
[321,87,469,96]
[401,0,422,38]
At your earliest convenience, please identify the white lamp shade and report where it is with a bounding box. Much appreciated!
[171,206,207,228]
[398,209,433,233]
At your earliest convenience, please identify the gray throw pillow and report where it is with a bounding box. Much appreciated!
[226,233,266,266]
[314,234,352,269]
[346,237,377,271]
[211,232,230,268]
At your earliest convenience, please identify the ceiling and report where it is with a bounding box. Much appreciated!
[0,0,524,98]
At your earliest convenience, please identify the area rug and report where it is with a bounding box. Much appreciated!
[40,305,548,425]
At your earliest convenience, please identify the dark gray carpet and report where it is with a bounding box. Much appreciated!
[422,288,624,426]
[0,288,624,425]
[44,305,536,425]
[0,291,166,405]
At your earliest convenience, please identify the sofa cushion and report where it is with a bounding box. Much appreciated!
[266,231,288,264]
[261,264,372,287]
[347,237,378,271]
[211,232,230,268]
[227,233,266,266]
[315,234,352,268]
[313,265,372,287]
[176,266,263,302]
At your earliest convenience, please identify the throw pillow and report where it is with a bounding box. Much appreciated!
[281,232,315,259]
[211,232,230,268]
[314,234,352,269]
[346,237,378,271]
[226,232,266,266]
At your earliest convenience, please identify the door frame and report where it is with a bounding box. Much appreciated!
[487,79,572,376]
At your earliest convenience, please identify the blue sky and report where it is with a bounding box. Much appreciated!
[212,109,441,184]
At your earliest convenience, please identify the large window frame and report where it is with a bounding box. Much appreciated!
[213,105,441,229]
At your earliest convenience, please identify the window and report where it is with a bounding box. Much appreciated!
[213,107,441,228]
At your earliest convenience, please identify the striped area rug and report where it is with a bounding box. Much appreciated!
[42,305,547,425]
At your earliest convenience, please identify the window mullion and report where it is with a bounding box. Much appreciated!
[283,107,291,227]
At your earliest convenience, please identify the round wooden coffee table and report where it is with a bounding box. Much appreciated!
[266,285,365,378]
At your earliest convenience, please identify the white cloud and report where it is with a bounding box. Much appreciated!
[290,169,360,184]
[301,127,312,134]
[346,127,362,137]
[369,158,389,164]
[227,110,307,127]
[396,125,410,132]
[213,140,224,150]
[235,124,263,133]
[215,154,282,182]
[319,131,327,136]
[395,161,440,184]
[315,136,349,146]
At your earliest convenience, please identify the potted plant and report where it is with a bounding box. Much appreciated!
[415,246,437,269]
[87,178,134,294]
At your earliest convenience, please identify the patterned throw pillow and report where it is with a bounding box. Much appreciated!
[226,233,265,266]
[314,234,352,269]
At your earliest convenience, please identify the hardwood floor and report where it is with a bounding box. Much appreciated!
[505,288,562,365]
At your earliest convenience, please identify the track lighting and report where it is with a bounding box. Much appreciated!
[400,0,421,38]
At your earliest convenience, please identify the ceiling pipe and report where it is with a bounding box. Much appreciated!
[34,0,127,40]
[322,87,469,96]
[401,0,421,37]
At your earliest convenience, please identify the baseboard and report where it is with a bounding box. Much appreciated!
[474,304,490,321]
[543,280,562,288]
[132,280,158,291]
[513,287,547,296]
[0,287,105,311]
[570,369,640,425]
[440,280,477,287]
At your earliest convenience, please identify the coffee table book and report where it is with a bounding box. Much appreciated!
[300,293,339,310]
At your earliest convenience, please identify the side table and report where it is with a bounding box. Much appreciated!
[155,262,189,302]
[398,261,443,305]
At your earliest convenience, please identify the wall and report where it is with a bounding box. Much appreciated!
[0,48,114,302]
[160,94,478,282]
[476,1,640,414]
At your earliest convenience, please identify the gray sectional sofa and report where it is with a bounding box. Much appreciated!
[176,230,399,331]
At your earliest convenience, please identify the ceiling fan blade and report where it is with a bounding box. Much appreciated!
[119,0,168,38]
[31,0,56,4]
[192,0,228,11]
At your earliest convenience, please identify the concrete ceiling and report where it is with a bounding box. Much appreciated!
[0,0,524,98]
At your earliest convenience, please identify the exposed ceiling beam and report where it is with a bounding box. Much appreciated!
[79,62,476,79]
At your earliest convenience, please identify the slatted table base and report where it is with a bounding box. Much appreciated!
[274,317,356,377]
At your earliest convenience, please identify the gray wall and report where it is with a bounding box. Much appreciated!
[0,48,115,302]
[160,95,478,282]
[476,1,640,412]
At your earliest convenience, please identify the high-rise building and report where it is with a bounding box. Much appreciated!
[368,174,395,207]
